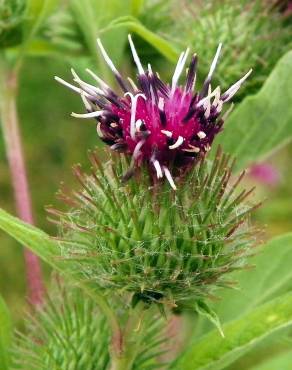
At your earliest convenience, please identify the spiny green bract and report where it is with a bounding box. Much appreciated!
[48,148,259,312]
[13,282,167,370]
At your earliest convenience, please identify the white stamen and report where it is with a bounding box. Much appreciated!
[197,131,206,139]
[135,119,143,131]
[204,84,212,118]
[133,140,145,159]
[71,110,105,118]
[163,166,177,190]
[149,85,155,104]
[128,34,144,75]
[71,70,104,96]
[96,122,104,137]
[125,92,146,139]
[222,103,234,121]
[207,43,222,80]
[86,68,110,91]
[158,97,165,111]
[148,63,153,76]
[81,92,91,110]
[153,160,163,178]
[110,122,118,128]
[97,38,119,75]
[169,136,184,149]
[161,130,172,137]
[197,87,220,108]
[127,77,139,92]
[55,76,90,97]
[213,86,221,107]
[70,68,80,80]
[222,69,252,101]
[216,99,224,113]
[171,48,190,95]
[78,82,102,97]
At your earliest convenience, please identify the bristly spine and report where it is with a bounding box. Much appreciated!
[47,148,260,311]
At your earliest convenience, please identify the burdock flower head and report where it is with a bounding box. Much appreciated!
[56,35,251,189]
[51,36,258,316]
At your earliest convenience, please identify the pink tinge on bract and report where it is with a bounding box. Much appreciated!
[55,35,252,189]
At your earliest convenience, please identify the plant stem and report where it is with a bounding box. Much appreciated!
[109,302,146,370]
[0,61,44,306]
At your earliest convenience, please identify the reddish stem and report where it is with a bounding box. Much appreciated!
[0,66,44,306]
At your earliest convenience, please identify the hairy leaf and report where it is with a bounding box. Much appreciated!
[216,50,292,171]
[172,292,292,370]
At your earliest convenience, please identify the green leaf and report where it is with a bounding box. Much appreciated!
[0,295,12,370]
[250,350,292,370]
[107,16,179,62]
[70,0,131,61]
[216,50,292,172]
[131,0,145,16]
[215,233,292,324]
[69,0,132,83]
[195,300,224,338]
[172,292,292,370]
[0,208,115,324]
[0,208,60,264]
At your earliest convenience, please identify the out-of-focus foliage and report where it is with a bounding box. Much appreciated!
[215,50,292,171]
[251,350,292,370]
[216,233,292,324]
[166,0,292,97]
[180,234,292,369]
[0,0,26,48]
[0,295,12,370]
[172,291,292,370]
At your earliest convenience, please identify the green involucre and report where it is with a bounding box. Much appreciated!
[13,282,166,370]
[49,148,258,311]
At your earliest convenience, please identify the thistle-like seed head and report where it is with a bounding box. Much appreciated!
[56,35,251,189]
[48,148,259,311]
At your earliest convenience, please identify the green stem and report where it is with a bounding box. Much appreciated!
[0,57,44,306]
[109,302,146,370]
